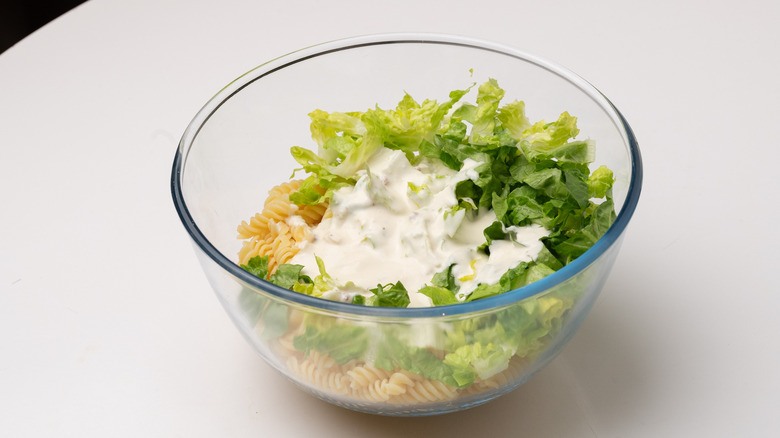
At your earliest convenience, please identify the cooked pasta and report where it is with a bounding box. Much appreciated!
[236,180,327,272]
[287,351,351,396]
[346,365,395,390]
[283,352,485,405]
[390,375,459,404]
[296,202,329,226]
[236,180,302,239]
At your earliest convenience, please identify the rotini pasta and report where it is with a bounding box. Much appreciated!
[287,352,351,396]
[236,180,302,239]
[236,180,328,272]
[283,352,494,405]
[346,365,395,390]
[390,376,458,404]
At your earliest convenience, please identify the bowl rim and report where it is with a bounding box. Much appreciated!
[171,32,643,318]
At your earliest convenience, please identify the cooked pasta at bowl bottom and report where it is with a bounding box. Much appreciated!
[171,33,641,416]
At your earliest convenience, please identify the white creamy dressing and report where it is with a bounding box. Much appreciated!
[289,148,550,307]
[453,224,550,301]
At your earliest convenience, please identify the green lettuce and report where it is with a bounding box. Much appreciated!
[293,323,368,365]
[291,256,337,297]
[374,332,458,386]
[368,281,411,308]
[418,285,459,306]
[238,256,312,341]
[289,85,473,203]
[444,342,513,381]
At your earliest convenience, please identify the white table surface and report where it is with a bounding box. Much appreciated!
[2,0,779,436]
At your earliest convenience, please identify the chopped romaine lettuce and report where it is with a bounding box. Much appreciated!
[293,323,368,365]
[368,281,411,308]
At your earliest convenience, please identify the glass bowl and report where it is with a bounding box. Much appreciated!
[171,33,642,416]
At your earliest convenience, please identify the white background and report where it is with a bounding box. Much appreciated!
[1,0,778,436]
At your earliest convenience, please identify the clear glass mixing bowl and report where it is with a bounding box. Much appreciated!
[171,33,642,416]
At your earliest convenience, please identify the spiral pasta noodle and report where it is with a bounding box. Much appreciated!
[236,180,327,272]
[390,375,459,404]
[287,351,351,396]
[237,180,302,239]
[283,354,474,405]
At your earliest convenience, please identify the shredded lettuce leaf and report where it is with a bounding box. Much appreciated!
[290,86,472,195]
[368,281,411,308]
[293,323,368,365]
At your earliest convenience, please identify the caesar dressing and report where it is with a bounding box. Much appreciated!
[289,148,550,307]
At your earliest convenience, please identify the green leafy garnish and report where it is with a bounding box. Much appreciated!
[240,255,270,279]
[374,331,462,387]
[293,324,368,365]
[418,285,459,306]
[240,255,312,290]
[368,281,411,308]
[268,264,308,289]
